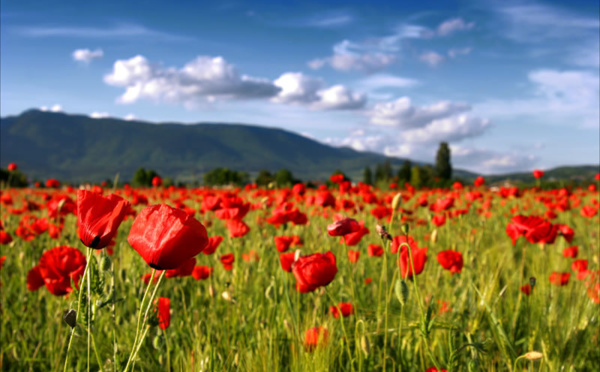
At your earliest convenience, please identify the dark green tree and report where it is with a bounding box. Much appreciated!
[0,169,28,187]
[397,160,412,184]
[132,168,160,187]
[274,169,295,187]
[255,170,274,186]
[382,160,393,182]
[363,166,373,185]
[435,142,452,181]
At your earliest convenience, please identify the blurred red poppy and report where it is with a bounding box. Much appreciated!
[33,246,86,296]
[7,163,17,171]
[192,266,213,280]
[474,176,485,187]
[330,302,354,318]
[152,176,163,187]
[128,204,208,270]
[226,220,250,238]
[437,250,464,274]
[549,272,570,286]
[279,252,296,272]
[562,246,578,258]
[533,169,544,179]
[203,236,223,255]
[367,244,384,257]
[292,251,338,293]
[432,215,446,227]
[347,250,360,263]
[327,217,361,237]
[77,190,130,250]
[0,231,12,245]
[165,257,196,278]
[220,253,235,271]
[520,283,532,296]
[399,247,428,279]
[156,297,170,330]
[304,326,329,351]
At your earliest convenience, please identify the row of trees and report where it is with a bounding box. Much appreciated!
[363,142,453,188]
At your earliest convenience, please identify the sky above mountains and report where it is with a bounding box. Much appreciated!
[1,0,598,174]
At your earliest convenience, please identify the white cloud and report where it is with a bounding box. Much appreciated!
[419,51,445,67]
[450,145,538,174]
[370,97,470,128]
[124,113,137,121]
[448,47,472,58]
[478,69,599,129]
[272,72,366,110]
[436,18,475,36]
[90,112,110,119]
[301,11,354,28]
[104,55,281,105]
[309,40,396,72]
[355,74,419,91]
[272,73,322,104]
[40,104,63,112]
[17,23,190,41]
[400,114,491,144]
[72,48,104,63]
[314,85,367,110]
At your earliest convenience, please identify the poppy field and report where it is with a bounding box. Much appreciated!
[1,172,599,371]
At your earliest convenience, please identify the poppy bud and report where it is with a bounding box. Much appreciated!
[430,229,438,244]
[222,291,236,303]
[401,223,410,236]
[100,256,112,271]
[209,285,215,298]
[395,279,409,306]
[63,309,77,328]
[152,335,162,350]
[391,193,402,210]
[360,335,370,356]
[529,277,536,288]
[375,224,392,241]
[523,351,543,361]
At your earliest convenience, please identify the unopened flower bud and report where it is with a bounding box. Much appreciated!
[401,223,410,236]
[430,229,438,244]
[63,309,77,328]
[523,351,543,361]
[391,193,402,210]
[222,291,236,303]
[100,256,112,271]
[360,336,370,356]
[209,285,215,298]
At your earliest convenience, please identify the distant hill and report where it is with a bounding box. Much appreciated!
[485,165,599,184]
[0,110,436,183]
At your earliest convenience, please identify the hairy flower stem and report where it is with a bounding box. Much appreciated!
[63,247,92,372]
[124,270,166,372]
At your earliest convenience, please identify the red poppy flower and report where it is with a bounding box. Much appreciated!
[292,251,338,293]
[35,246,86,296]
[430,197,454,212]
[581,205,598,218]
[45,179,60,188]
[330,302,354,318]
[341,223,369,246]
[0,231,12,245]
[347,250,360,263]
[304,326,329,351]
[77,190,130,249]
[279,252,296,272]
[367,244,384,257]
[520,283,532,296]
[242,250,260,262]
[370,206,392,219]
[220,253,235,271]
[274,236,294,252]
[165,257,196,278]
[192,266,213,280]
[7,163,17,171]
[155,297,170,330]
[437,250,464,274]
[549,272,570,286]
[533,169,544,179]
[128,204,209,270]
[562,246,578,258]
[432,214,446,227]
[390,235,418,254]
[0,256,5,270]
[152,176,163,187]
[226,219,250,238]
[399,247,428,279]
[364,277,372,285]
[203,236,223,255]
[426,368,448,372]
[327,217,361,236]
[571,259,588,273]
[27,265,45,291]
[474,176,485,187]
[556,224,575,243]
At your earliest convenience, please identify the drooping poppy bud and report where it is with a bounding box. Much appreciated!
[77,190,130,249]
[128,204,208,270]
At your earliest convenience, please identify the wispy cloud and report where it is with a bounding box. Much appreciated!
[15,23,191,41]
[291,10,354,28]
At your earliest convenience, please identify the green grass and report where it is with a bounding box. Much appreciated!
[1,185,599,371]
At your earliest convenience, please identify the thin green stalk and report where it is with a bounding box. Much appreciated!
[63,247,92,372]
[131,269,156,354]
[87,248,92,372]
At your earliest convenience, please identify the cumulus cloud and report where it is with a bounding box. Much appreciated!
[370,97,471,128]
[104,55,281,105]
[400,115,491,144]
[90,112,110,119]
[419,51,445,67]
[124,113,137,121]
[436,18,475,36]
[272,72,366,110]
[478,69,599,128]
[450,145,538,174]
[309,40,396,72]
[40,104,63,112]
[355,74,419,91]
[72,48,103,63]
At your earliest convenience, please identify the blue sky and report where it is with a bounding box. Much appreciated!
[1,0,598,174]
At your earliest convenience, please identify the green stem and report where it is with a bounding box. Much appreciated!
[63,247,92,372]
[131,269,156,355]
[87,248,92,372]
